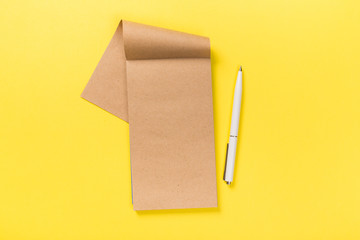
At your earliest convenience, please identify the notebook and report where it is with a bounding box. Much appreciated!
[81,20,217,210]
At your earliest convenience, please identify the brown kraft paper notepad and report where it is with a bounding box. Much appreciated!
[81,20,217,210]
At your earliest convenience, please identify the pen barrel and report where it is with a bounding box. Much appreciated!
[224,136,238,182]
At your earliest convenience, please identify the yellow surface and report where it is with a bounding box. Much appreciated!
[1,0,360,239]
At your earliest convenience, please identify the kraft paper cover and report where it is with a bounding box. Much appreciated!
[81,20,217,210]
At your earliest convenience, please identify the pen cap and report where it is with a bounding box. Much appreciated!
[229,71,242,136]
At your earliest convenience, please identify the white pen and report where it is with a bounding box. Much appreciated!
[223,66,243,185]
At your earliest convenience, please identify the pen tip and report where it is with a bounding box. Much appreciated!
[239,66,242,71]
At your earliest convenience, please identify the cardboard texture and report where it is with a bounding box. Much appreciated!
[81,20,217,210]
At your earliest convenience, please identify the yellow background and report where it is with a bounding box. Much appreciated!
[1,0,360,239]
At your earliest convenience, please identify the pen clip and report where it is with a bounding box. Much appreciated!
[223,143,229,180]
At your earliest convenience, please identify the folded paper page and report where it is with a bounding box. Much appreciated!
[81,20,217,210]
